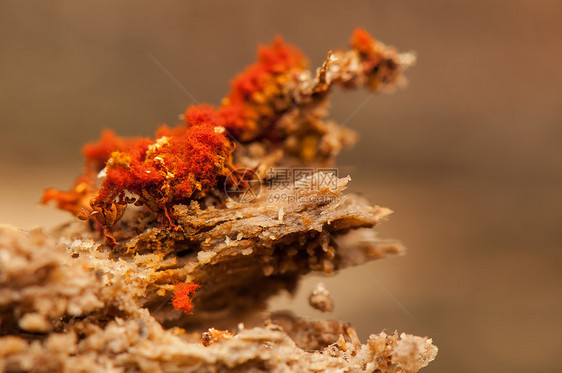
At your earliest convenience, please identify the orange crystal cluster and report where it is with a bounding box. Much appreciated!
[43,29,387,247]
[172,282,200,314]
[43,36,307,245]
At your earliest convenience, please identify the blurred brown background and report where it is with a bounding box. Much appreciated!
[1,1,561,372]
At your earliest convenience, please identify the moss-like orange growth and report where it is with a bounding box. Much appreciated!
[82,130,150,174]
[172,282,200,314]
[43,29,401,246]
[96,122,233,206]
[350,28,401,89]
[42,36,308,245]
[86,113,235,245]
[42,175,95,216]
[351,28,378,57]
[217,36,307,141]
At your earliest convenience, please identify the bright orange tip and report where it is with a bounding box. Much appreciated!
[351,28,376,56]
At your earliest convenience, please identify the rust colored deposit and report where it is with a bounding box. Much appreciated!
[42,29,413,247]
[2,30,442,373]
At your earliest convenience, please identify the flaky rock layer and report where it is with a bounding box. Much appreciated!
[50,174,402,327]
[1,30,436,372]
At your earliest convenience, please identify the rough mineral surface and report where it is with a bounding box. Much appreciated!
[0,175,436,372]
[50,174,404,329]
[0,31,437,372]
[308,282,334,313]
[0,224,436,372]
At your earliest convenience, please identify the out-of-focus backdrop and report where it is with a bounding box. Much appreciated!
[1,1,561,372]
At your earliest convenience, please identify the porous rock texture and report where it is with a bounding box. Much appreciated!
[48,174,403,328]
[0,172,437,372]
[0,31,437,372]
[0,220,436,372]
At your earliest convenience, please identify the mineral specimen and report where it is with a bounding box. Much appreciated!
[0,29,437,372]
[309,282,334,313]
